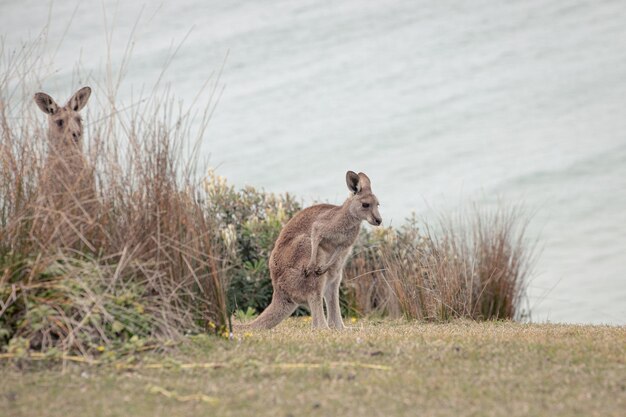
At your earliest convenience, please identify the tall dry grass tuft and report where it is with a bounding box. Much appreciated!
[345,209,533,321]
[0,38,227,356]
[342,228,402,317]
[381,209,533,320]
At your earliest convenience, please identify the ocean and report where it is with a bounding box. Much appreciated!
[2,0,625,324]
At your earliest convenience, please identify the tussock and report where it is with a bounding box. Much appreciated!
[0,37,227,357]
[345,209,534,321]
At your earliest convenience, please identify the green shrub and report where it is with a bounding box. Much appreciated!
[0,254,158,354]
[203,170,301,315]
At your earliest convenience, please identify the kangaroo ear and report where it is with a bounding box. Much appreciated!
[346,170,361,194]
[357,172,371,189]
[34,92,59,115]
[66,86,91,112]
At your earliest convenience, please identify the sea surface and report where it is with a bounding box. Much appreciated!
[2,0,625,324]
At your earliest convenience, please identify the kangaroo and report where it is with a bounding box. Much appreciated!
[244,171,382,330]
[33,86,96,247]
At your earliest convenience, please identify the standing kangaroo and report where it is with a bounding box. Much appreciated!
[33,87,95,247]
[245,171,382,330]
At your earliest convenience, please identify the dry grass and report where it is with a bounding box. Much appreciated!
[1,319,624,417]
[0,37,227,356]
[344,209,533,321]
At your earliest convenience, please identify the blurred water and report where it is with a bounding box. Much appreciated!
[2,0,625,324]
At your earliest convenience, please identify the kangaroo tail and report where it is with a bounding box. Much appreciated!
[238,297,297,330]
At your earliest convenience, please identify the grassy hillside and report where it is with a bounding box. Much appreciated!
[2,319,624,417]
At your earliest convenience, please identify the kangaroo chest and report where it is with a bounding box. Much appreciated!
[319,225,360,251]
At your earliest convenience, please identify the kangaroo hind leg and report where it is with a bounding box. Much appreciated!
[308,291,329,329]
[324,272,345,330]
[246,294,297,330]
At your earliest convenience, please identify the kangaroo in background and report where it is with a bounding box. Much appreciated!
[33,86,96,247]
[244,171,382,330]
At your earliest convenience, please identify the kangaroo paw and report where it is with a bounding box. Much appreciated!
[304,265,314,277]
[314,266,326,276]
[304,265,327,276]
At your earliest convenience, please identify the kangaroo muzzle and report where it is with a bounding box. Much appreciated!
[369,215,382,226]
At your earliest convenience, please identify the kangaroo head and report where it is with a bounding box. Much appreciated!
[34,86,91,151]
[345,170,382,226]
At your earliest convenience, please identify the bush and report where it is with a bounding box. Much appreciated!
[344,210,533,321]
[203,170,301,315]
[0,254,159,355]
[0,38,226,357]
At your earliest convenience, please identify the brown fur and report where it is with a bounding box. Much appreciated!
[32,87,98,248]
[244,171,382,330]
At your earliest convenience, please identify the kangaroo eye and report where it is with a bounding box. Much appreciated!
[362,203,370,208]
[56,119,64,128]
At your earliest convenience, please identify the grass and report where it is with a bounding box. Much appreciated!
[1,319,624,417]
[346,209,534,321]
[1,34,229,355]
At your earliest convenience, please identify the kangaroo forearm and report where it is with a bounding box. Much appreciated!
[323,248,341,268]
[308,234,321,266]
